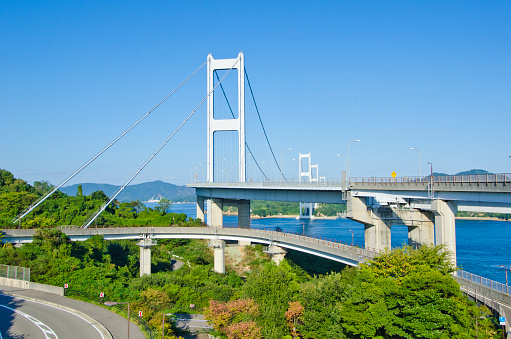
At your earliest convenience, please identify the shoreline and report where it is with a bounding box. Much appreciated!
[455,216,509,222]
[227,212,508,222]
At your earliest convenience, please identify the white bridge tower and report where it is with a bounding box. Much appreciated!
[207,52,245,183]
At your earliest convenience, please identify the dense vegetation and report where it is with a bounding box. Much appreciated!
[0,231,501,338]
[0,168,504,338]
[0,169,201,229]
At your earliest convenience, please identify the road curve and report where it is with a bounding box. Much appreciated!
[0,286,145,339]
[0,293,105,339]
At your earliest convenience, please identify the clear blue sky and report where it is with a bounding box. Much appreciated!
[1,1,510,186]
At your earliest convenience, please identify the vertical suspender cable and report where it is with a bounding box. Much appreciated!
[214,72,269,180]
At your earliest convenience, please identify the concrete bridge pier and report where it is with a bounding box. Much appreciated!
[196,195,205,222]
[138,237,157,277]
[348,194,391,251]
[237,199,251,246]
[210,198,224,228]
[348,194,436,251]
[432,199,458,267]
[266,244,287,265]
[211,239,226,274]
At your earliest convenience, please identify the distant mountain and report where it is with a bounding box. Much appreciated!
[455,169,492,175]
[59,180,195,203]
[429,169,493,177]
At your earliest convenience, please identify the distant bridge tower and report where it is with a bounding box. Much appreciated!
[298,153,319,219]
[207,52,245,183]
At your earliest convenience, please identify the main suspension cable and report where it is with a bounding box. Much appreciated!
[13,61,206,224]
[82,59,239,228]
[244,68,285,181]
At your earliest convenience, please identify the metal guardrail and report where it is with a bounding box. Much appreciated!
[351,173,511,185]
[0,264,30,282]
[65,288,154,339]
[456,270,510,295]
[191,173,511,186]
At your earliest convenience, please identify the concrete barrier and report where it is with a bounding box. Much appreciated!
[0,277,29,289]
[30,282,64,296]
[0,277,63,296]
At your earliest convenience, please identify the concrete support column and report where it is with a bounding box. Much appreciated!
[267,245,287,265]
[138,238,157,277]
[211,239,226,274]
[238,200,251,228]
[364,218,391,251]
[432,199,458,267]
[237,199,251,246]
[406,210,435,248]
[210,198,224,228]
[196,196,205,222]
[348,194,391,251]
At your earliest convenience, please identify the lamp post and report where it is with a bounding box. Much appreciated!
[499,265,509,294]
[349,229,354,246]
[410,148,421,180]
[347,140,360,186]
[162,313,173,339]
[104,301,130,339]
[281,148,292,182]
[336,154,346,183]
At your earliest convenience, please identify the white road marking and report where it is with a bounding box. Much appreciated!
[0,295,106,339]
[0,303,58,339]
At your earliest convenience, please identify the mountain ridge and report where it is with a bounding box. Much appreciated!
[59,180,195,202]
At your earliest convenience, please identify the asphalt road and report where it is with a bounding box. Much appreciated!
[0,293,104,339]
[0,285,145,339]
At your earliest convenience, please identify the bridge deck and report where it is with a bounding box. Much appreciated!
[1,227,378,267]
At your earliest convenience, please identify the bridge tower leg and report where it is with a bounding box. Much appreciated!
[138,237,157,277]
[196,195,205,222]
[432,199,458,267]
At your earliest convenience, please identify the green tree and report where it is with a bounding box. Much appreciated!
[76,184,83,197]
[155,198,172,215]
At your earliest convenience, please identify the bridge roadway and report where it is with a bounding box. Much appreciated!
[1,226,378,268]
[189,174,511,267]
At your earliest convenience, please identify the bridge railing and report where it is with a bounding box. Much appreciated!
[217,226,380,259]
[455,270,509,295]
[351,173,511,185]
[0,264,30,282]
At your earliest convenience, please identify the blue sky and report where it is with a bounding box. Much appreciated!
[1,1,510,186]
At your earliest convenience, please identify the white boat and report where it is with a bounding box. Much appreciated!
[147,194,164,203]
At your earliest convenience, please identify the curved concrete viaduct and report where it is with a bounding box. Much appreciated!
[2,227,378,274]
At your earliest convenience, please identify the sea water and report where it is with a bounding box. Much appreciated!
[164,203,511,284]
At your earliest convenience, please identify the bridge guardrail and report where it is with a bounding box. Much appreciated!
[351,173,511,185]
[456,270,510,295]
[0,264,30,282]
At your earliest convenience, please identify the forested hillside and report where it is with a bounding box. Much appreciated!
[0,168,200,228]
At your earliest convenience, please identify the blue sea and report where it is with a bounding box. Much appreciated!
[164,203,511,284]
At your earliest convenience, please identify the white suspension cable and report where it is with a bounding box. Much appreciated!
[13,61,206,225]
[82,59,240,228]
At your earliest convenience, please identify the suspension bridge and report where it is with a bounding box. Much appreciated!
[4,52,511,335]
